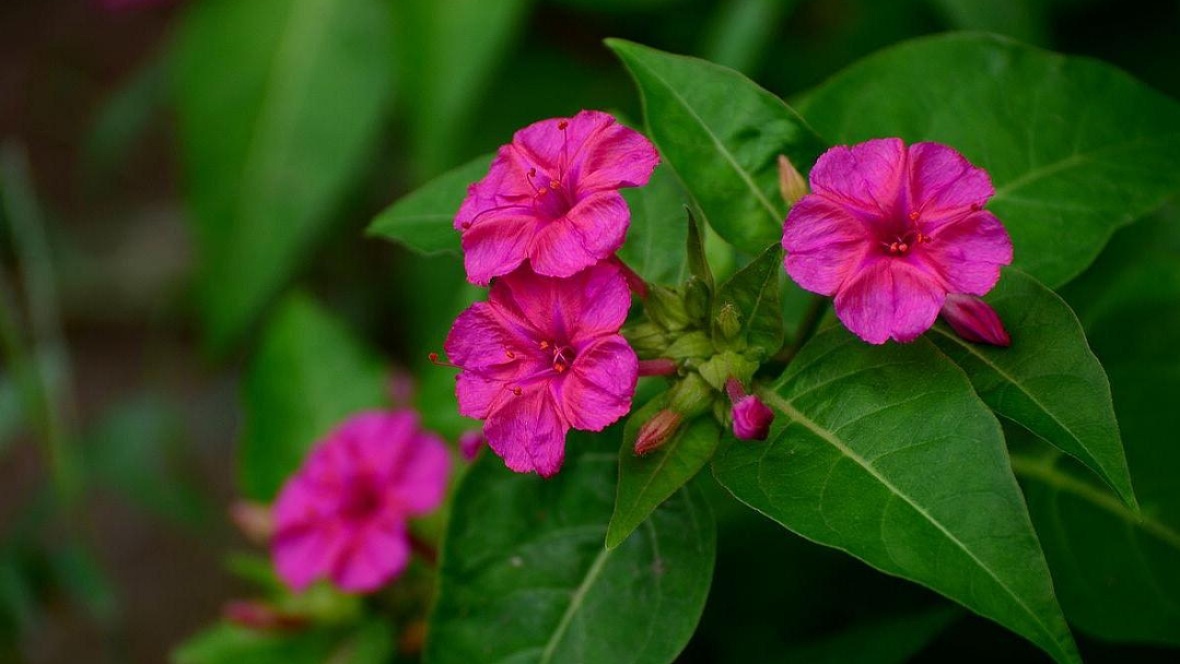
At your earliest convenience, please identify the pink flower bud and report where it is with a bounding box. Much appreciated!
[731,395,774,441]
[634,409,682,455]
[778,155,808,206]
[637,358,678,377]
[229,501,274,545]
[223,600,306,632]
[458,429,486,461]
[940,293,1011,347]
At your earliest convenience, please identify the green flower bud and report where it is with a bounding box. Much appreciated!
[715,302,742,342]
[645,284,692,330]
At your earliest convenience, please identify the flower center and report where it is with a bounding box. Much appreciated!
[879,211,932,256]
[540,340,577,373]
[338,483,382,522]
[525,120,576,219]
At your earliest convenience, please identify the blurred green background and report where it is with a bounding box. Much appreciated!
[1,0,1179,662]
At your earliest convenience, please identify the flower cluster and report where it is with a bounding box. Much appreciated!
[782,138,1012,345]
[270,411,450,593]
[445,110,658,476]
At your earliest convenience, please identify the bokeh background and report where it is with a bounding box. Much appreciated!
[1,0,1178,662]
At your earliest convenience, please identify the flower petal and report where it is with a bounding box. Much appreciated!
[388,430,452,515]
[922,210,1013,295]
[460,212,536,285]
[331,517,410,593]
[444,302,526,372]
[783,195,872,295]
[559,335,638,432]
[483,386,569,477]
[809,138,907,218]
[529,191,630,278]
[564,110,660,192]
[907,142,994,224]
[272,521,346,591]
[834,260,946,344]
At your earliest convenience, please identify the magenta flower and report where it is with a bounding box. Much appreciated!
[941,293,1011,347]
[443,262,639,477]
[783,138,1013,344]
[455,110,660,285]
[271,411,450,593]
[725,378,774,441]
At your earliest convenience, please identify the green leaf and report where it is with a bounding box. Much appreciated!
[1011,214,1180,644]
[701,0,800,76]
[685,209,714,291]
[84,54,169,184]
[711,244,783,358]
[795,33,1180,288]
[239,293,388,501]
[174,619,393,664]
[367,154,492,255]
[713,327,1079,664]
[930,269,1135,508]
[395,0,531,178]
[174,0,394,350]
[607,395,723,549]
[607,39,826,253]
[781,607,960,664]
[618,165,689,287]
[426,432,715,664]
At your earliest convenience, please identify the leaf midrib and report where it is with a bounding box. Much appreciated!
[992,132,1180,200]
[759,388,1069,659]
[620,48,783,228]
[538,545,612,663]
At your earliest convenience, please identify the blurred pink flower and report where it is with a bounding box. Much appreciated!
[455,110,659,285]
[271,411,450,593]
[444,262,638,476]
[783,138,1013,344]
[457,429,486,460]
[940,293,1011,347]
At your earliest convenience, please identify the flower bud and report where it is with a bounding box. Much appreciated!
[458,429,486,460]
[637,358,678,377]
[223,600,306,632]
[229,501,274,545]
[635,409,682,455]
[940,293,1010,347]
[725,377,774,441]
[778,155,808,206]
[716,302,742,342]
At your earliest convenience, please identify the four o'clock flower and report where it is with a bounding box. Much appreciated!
[443,262,639,477]
[782,138,1013,345]
[271,411,450,593]
[455,110,660,285]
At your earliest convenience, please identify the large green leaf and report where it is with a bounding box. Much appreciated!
[175,0,393,350]
[607,395,722,549]
[930,269,1135,508]
[713,327,1079,664]
[618,164,690,287]
[426,432,715,664]
[395,0,531,178]
[239,293,389,501]
[796,33,1180,288]
[367,154,491,255]
[711,244,783,358]
[1012,215,1180,644]
[607,40,826,253]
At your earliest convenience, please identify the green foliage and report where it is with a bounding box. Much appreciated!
[797,33,1180,288]
[608,39,827,253]
[607,395,722,548]
[368,154,491,255]
[782,607,960,664]
[713,327,1079,664]
[426,432,715,664]
[174,620,393,664]
[239,293,389,501]
[618,165,690,287]
[710,244,783,359]
[174,0,395,350]
[931,269,1135,508]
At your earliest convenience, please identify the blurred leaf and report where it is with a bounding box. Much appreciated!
[618,165,689,287]
[931,269,1135,508]
[83,54,169,183]
[426,432,715,664]
[84,395,209,526]
[782,607,960,664]
[240,293,389,501]
[174,619,393,664]
[711,244,783,358]
[701,0,799,75]
[1012,214,1180,645]
[607,395,721,549]
[553,0,685,12]
[0,376,21,455]
[0,553,36,635]
[713,327,1079,664]
[396,0,532,178]
[926,0,1049,44]
[175,0,395,350]
[796,33,1180,288]
[608,40,826,253]
[50,544,118,624]
[367,154,491,255]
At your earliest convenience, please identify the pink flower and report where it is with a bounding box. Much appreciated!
[725,378,774,441]
[443,262,639,477]
[457,429,486,460]
[782,138,1013,344]
[271,411,450,593]
[455,110,660,285]
[941,293,1011,347]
